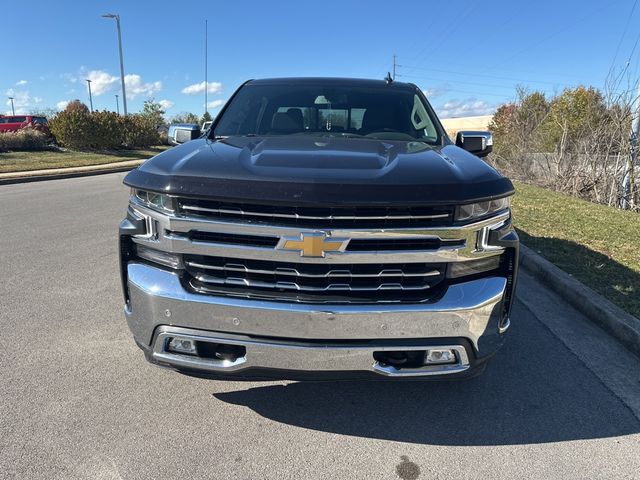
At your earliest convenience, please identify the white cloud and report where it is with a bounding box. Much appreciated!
[436,98,496,119]
[56,100,70,110]
[158,99,174,110]
[422,86,447,98]
[16,80,28,86]
[124,74,162,98]
[207,99,225,109]
[33,96,43,104]
[82,70,162,99]
[181,81,222,95]
[86,70,119,95]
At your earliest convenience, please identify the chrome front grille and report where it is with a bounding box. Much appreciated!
[184,255,446,303]
[129,196,510,304]
[178,199,454,228]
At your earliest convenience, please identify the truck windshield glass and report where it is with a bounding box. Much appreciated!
[214,84,441,143]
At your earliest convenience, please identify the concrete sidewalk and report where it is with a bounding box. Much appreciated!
[0,159,144,184]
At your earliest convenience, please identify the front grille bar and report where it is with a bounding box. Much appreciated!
[192,273,436,292]
[185,260,441,279]
[180,204,450,221]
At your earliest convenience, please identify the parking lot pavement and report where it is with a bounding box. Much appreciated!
[1,173,639,480]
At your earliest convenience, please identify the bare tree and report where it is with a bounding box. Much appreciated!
[488,78,638,211]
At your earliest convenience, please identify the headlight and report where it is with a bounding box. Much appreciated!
[133,189,176,213]
[456,196,510,222]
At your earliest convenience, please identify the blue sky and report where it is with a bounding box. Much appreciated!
[3,0,639,118]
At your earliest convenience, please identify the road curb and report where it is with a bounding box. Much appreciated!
[519,244,640,358]
[0,160,144,185]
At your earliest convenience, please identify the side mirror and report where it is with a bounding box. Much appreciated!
[168,124,201,145]
[455,131,493,158]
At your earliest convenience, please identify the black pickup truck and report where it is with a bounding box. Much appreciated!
[119,77,518,380]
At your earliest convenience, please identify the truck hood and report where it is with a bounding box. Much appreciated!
[124,136,514,205]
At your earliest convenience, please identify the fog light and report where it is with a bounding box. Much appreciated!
[167,337,197,355]
[425,348,457,365]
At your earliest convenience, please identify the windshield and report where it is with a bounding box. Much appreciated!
[214,83,441,143]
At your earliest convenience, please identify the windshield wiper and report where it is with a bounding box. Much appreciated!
[302,132,365,139]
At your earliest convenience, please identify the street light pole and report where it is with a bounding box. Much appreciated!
[204,19,208,116]
[8,97,15,115]
[115,94,120,115]
[86,79,93,112]
[102,13,128,116]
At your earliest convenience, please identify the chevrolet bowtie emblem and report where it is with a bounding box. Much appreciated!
[278,232,348,257]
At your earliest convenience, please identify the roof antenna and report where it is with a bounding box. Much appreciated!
[385,72,393,84]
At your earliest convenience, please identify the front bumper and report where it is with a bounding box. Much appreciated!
[125,262,510,379]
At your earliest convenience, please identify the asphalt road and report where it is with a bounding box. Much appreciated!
[1,173,640,480]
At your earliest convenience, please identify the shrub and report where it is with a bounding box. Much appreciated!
[121,114,160,148]
[91,111,123,150]
[65,100,90,115]
[49,107,160,150]
[0,127,50,151]
[49,108,94,149]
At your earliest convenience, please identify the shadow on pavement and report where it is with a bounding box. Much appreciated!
[213,301,639,446]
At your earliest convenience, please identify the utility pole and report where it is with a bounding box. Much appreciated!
[8,97,15,115]
[622,82,640,209]
[204,19,208,116]
[392,54,397,80]
[102,14,128,115]
[115,94,120,115]
[86,79,93,112]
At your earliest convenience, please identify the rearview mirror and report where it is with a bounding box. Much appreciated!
[455,131,493,158]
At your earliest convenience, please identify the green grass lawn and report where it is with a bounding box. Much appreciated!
[0,146,169,173]
[512,181,640,318]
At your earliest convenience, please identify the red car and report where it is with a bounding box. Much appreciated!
[0,115,50,135]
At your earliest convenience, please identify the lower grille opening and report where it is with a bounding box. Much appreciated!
[373,350,427,369]
[196,342,247,362]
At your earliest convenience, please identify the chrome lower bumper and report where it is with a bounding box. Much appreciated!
[150,326,472,377]
[125,263,509,378]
